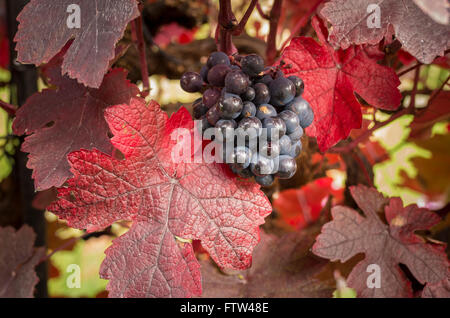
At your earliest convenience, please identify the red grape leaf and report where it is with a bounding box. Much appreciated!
[409,91,450,140]
[312,185,449,297]
[422,277,450,298]
[13,51,139,191]
[280,16,401,151]
[412,0,449,25]
[49,98,272,297]
[320,0,450,64]
[0,225,45,298]
[14,0,139,88]
[273,177,343,230]
[200,230,334,298]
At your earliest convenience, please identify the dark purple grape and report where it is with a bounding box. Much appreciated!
[203,88,221,108]
[255,174,274,187]
[218,93,243,119]
[256,104,277,121]
[180,72,203,93]
[242,87,255,101]
[240,101,257,118]
[253,83,270,105]
[262,116,286,140]
[289,97,314,128]
[259,141,281,158]
[207,64,231,87]
[287,126,303,141]
[288,75,304,96]
[236,117,262,141]
[206,104,221,126]
[228,146,252,170]
[241,54,265,77]
[288,140,302,158]
[256,73,273,86]
[197,116,212,134]
[215,119,237,142]
[200,65,209,82]
[207,51,230,68]
[269,77,296,106]
[250,155,275,176]
[275,155,297,179]
[279,135,291,155]
[193,100,209,118]
[225,70,249,95]
[279,110,300,134]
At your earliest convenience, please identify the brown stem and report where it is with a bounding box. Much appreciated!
[397,62,422,77]
[329,107,414,153]
[256,1,269,20]
[0,100,17,116]
[279,0,325,52]
[218,0,237,55]
[428,74,450,106]
[131,6,150,97]
[266,0,282,65]
[351,151,374,187]
[408,66,421,110]
[232,0,258,36]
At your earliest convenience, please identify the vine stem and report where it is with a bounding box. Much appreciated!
[397,62,422,77]
[0,100,17,116]
[218,0,237,55]
[256,1,269,20]
[329,107,414,153]
[351,151,374,187]
[408,66,421,110]
[266,0,282,65]
[428,74,450,106]
[131,4,150,97]
[232,0,258,36]
[279,0,325,53]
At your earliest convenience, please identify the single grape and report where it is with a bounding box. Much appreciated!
[203,88,221,108]
[251,155,275,176]
[241,54,265,77]
[256,74,273,86]
[207,51,230,68]
[285,97,313,128]
[242,87,255,101]
[218,93,243,119]
[279,135,291,155]
[193,100,209,118]
[236,117,262,141]
[207,64,231,87]
[180,72,203,93]
[255,174,274,187]
[215,119,237,143]
[287,140,302,158]
[287,126,303,141]
[256,104,277,121]
[197,116,212,134]
[262,116,286,140]
[240,101,257,119]
[287,75,304,96]
[227,146,252,170]
[269,77,296,106]
[259,141,281,159]
[279,110,300,134]
[224,70,249,95]
[200,65,209,82]
[206,104,221,126]
[275,155,297,179]
[253,83,271,105]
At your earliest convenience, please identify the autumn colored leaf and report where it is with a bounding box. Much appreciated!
[412,0,449,25]
[409,92,450,140]
[0,225,45,298]
[14,0,139,88]
[313,185,449,297]
[49,98,272,297]
[200,230,334,298]
[281,17,401,151]
[273,177,343,230]
[153,23,197,47]
[13,51,139,191]
[422,277,450,298]
[320,0,450,64]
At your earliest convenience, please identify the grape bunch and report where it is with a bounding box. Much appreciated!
[180,51,314,187]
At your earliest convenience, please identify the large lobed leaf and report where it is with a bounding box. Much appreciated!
[320,0,450,64]
[313,185,449,297]
[280,17,401,151]
[14,0,139,88]
[13,51,139,191]
[49,98,272,297]
[0,225,45,298]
